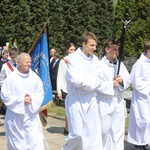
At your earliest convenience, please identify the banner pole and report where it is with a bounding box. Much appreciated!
[28,16,51,54]
[28,22,47,54]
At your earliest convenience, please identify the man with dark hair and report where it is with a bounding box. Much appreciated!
[50,52,61,91]
[0,48,18,87]
[127,40,150,150]
[62,32,103,150]
[96,39,130,150]
[49,47,56,63]
[0,48,18,114]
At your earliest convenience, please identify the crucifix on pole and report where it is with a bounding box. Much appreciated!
[117,8,132,75]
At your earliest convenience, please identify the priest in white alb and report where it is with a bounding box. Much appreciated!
[1,53,45,150]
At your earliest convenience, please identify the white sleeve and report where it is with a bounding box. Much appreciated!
[118,62,131,91]
[1,75,25,114]
[0,64,7,88]
[66,55,103,91]
[28,76,44,113]
[130,61,150,96]
[57,60,65,94]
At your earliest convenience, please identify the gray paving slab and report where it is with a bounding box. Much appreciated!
[0,90,134,149]
[0,113,135,150]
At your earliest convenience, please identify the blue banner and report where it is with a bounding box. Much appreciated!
[30,32,53,107]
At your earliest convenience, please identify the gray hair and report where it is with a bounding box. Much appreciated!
[17,53,31,63]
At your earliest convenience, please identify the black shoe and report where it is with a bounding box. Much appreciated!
[64,128,68,135]
[142,145,150,150]
[134,145,143,150]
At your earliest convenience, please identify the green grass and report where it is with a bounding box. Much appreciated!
[47,102,130,133]
[48,102,65,117]
[127,85,133,91]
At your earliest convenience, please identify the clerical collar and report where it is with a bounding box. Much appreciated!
[109,59,117,65]
[1,58,8,62]
[106,56,117,65]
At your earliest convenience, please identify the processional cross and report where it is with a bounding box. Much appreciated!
[117,8,133,75]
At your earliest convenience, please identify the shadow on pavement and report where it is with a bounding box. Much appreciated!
[0,131,5,136]
[0,123,4,127]
[47,126,64,134]
[124,140,134,149]
[0,116,5,120]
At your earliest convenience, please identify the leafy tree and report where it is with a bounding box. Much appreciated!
[48,0,67,55]
[0,0,16,46]
[0,0,32,51]
[0,0,116,57]
[28,0,50,48]
[48,0,114,57]
[14,0,32,52]
[0,0,50,52]
[113,0,150,58]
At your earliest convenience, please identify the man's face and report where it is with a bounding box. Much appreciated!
[10,54,18,64]
[82,39,97,56]
[146,49,150,59]
[50,49,56,57]
[106,44,119,61]
[18,56,31,73]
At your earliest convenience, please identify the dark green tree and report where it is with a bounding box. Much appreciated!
[14,0,32,52]
[48,0,67,55]
[0,0,115,57]
[113,0,150,58]
[0,0,50,52]
[29,0,50,41]
[48,0,114,56]
[0,0,16,46]
[0,0,32,51]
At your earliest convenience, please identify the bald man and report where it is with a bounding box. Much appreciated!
[49,48,56,63]
[1,53,45,150]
